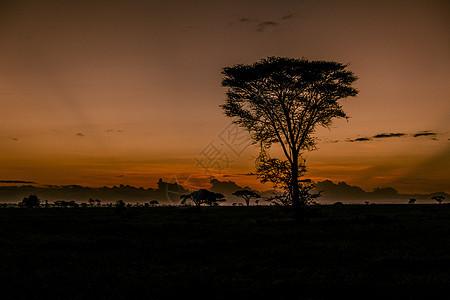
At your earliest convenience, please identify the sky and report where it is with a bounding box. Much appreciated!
[0,0,449,194]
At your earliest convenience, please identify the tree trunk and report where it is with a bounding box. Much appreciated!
[291,153,300,207]
[291,152,305,222]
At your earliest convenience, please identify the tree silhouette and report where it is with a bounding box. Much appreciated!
[53,200,79,208]
[432,196,445,204]
[180,189,226,207]
[150,200,159,207]
[408,198,416,204]
[20,195,40,208]
[232,190,261,206]
[115,200,126,214]
[221,57,357,213]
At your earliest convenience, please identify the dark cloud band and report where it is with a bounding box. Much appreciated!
[0,180,36,184]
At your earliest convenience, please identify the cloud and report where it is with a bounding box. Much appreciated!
[238,13,295,32]
[10,137,18,141]
[0,180,36,184]
[413,131,437,138]
[344,130,445,143]
[75,132,85,137]
[105,129,123,133]
[347,137,371,142]
[372,133,407,139]
[257,21,279,32]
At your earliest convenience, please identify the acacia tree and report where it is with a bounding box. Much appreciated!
[221,57,358,210]
[232,190,261,206]
[180,189,226,207]
[432,196,445,204]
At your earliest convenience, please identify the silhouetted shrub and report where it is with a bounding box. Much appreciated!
[115,200,126,214]
[20,195,40,208]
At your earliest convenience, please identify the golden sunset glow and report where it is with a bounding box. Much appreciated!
[1,0,449,194]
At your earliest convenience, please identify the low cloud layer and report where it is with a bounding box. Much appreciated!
[0,180,36,184]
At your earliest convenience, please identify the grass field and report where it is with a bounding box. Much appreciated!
[1,205,450,299]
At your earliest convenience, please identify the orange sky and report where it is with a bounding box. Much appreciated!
[1,0,449,193]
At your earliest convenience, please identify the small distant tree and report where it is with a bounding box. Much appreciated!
[408,198,416,204]
[20,195,40,208]
[180,189,226,207]
[432,196,445,204]
[233,190,261,206]
[95,199,102,207]
[68,201,79,208]
[115,200,126,214]
[205,192,226,206]
[255,199,260,206]
[88,198,95,207]
[150,200,159,207]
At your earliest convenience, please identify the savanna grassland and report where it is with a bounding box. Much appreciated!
[1,205,450,299]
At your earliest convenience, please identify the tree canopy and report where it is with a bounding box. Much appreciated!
[232,189,261,206]
[180,189,226,207]
[221,57,358,209]
[20,195,40,208]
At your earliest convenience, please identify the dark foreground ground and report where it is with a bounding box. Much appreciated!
[1,205,450,299]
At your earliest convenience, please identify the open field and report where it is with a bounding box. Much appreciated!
[1,205,450,299]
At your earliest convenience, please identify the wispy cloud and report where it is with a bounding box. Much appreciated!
[347,137,371,142]
[373,133,407,139]
[237,172,256,176]
[0,180,36,184]
[237,13,296,32]
[344,130,442,142]
[75,132,85,137]
[413,131,437,138]
[105,129,123,133]
[257,21,279,32]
